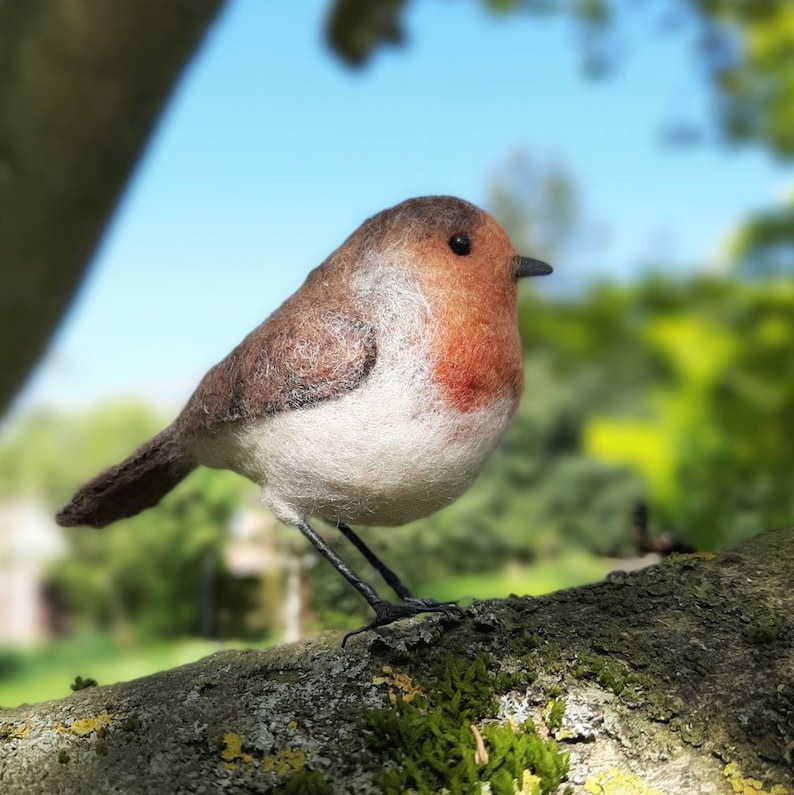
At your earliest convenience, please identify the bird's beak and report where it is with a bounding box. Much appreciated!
[513,256,553,279]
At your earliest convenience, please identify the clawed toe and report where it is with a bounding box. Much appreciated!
[403,596,465,619]
[341,597,464,647]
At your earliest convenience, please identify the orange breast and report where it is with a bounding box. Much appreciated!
[410,219,525,414]
[430,283,524,414]
[433,325,522,413]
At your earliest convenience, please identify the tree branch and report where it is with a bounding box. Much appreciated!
[1,528,791,793]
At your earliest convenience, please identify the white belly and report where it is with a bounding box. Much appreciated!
[192,268,517,528]
[194,366,514,527]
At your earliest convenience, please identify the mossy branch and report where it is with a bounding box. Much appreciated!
[1,528,792,793]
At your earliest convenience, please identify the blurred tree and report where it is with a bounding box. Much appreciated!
[0,0,225,415]
[569,277,794,549]
[329,0,794,156]
[0,400,167,507]
[488,152,591,284]
[0,401,265,640]
[48,467,252,640]
[724,193,794,278]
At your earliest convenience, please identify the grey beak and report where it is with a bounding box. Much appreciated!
[513,255,553,279]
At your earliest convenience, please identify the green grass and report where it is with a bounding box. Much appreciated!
[420,553,613,604]
[0,634,273,708]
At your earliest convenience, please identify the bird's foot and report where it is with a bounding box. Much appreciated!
[342,597,464,647]
[402,596,465,618]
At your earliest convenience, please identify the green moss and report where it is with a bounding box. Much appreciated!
[569,653,656,706]
[57,750,70,764]
[493,669,527,692]
[69,675,98,692]
[275,770,333,794]
[543,699,566,733]
[671,717,706,747]
[645,692,683,723]
[741,616,785,645]
[570,654,630,694]
[120,714,142,732]
[363,655,569,794]
[508,629,544,656]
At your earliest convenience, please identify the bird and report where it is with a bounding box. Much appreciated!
[56,195,552,643]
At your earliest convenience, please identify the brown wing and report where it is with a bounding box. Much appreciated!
[178,299,377,433]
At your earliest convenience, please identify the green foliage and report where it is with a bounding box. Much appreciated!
[48,466,252,639]
[325,0,407,66]
[364,656,569,794]
[518,275,794,551]
[0,399,166,508]
[0,400,264,641]
[726,196,794,278]
[707,0,794,155]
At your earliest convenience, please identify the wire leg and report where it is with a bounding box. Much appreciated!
[336,521,414,600]
[295,519,464,647]
[296,519,383,608]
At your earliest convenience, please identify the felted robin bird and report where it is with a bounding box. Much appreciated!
[56,196,552,642]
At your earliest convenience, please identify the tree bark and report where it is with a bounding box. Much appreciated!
[0,0,225,414]
[1,528,792,794]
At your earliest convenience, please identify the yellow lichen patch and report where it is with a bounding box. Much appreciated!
[219,733,310,778]
[68,714,113,737]
[262,746,306,778]
[0,723,29,740]
[220,732,254,769]
[481,770,543,795]
[372,664,425,705]
[723,762,789,795]
[584,769,668,795]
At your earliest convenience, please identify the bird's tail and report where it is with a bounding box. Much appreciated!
[55,425,196,529]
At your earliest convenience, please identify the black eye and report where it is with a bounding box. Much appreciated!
[448,233,471,256]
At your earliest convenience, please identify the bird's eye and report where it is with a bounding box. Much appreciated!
[448,233,471,256]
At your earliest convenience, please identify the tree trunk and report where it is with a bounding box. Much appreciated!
[1,528,792,794]
[0,0,225,414]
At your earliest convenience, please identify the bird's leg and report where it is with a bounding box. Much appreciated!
[336,522,461,613]
[295,520,462,647]
[296,519,383,606]
[336,521,414,600]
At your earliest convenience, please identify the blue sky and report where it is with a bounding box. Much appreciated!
[12,0,792,415]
